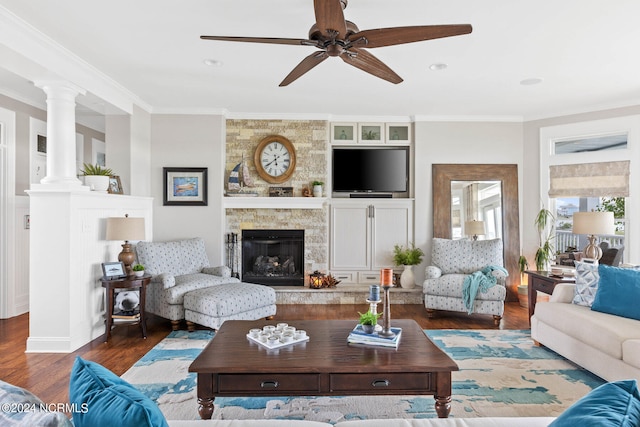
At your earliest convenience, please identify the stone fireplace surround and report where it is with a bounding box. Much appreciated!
[224,118,422,304]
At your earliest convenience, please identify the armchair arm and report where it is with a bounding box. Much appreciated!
[550,283,576,303]
[201,266,232,277]
[151,273,176,290]
[425,266,442,279]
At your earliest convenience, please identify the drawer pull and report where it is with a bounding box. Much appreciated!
[260,380,279,389]
[365,276,376,280]
[372,379,390,387]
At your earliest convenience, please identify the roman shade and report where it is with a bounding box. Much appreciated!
[549,160,630,198]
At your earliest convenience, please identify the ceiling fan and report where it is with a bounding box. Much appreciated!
[201,0,472,86]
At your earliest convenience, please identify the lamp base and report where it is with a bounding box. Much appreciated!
[583,235,603,261]
[118,241,136,275]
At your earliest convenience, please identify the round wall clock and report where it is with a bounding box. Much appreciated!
[254,135,297,184]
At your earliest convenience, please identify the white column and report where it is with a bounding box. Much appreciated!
[33,81,87,189]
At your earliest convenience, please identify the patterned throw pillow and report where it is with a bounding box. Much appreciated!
[572,260,599,307]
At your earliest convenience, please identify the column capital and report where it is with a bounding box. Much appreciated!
[33,80,86,97]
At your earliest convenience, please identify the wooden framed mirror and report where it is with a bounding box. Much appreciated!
[433,164,520,301]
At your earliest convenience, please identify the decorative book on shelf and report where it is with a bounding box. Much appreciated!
[112,311,140,320]
[347,324,402,348]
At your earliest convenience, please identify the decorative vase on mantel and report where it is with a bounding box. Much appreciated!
[400,265,415,289]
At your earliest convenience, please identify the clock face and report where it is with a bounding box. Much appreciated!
[254,135,296,184]
[260,141,291,177]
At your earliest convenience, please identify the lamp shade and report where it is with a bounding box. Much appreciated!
[465,220,485,236]
[572,212,614,235]
[106,216,145,241]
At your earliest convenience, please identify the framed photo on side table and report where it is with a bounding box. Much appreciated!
[163,167,208,206]
[102,262,127,279]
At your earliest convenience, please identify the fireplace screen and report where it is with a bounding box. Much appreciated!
[241,229,304,286]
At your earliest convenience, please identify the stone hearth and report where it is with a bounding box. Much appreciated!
[274,285,423,305]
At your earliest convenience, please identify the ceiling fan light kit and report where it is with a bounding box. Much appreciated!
[201,0,472,86]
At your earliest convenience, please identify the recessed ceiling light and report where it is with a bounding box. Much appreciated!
[520,78,543,86]
[429,63,448,71]
[203,59,223,67]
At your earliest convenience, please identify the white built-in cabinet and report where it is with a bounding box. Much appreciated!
[329,199,414,284]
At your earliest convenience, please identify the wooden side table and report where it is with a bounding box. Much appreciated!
[100,274,151,342]
[525,270,575,324]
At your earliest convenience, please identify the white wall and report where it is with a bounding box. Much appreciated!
[150,114,226,264]
[413,120,525,285]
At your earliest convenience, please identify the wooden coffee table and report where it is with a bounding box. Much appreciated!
[188,319,458,419]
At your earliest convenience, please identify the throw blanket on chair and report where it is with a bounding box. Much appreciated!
[462,265,509,314]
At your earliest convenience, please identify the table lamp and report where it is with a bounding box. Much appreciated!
[106,214,145,275]
[572,211,614,261]
[465,220,485,241]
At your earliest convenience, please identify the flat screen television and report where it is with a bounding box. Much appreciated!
[332,147,409,195]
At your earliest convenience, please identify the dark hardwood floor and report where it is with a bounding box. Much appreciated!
[0,302,529,409]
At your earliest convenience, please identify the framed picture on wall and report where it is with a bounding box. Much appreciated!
[163,167,208,206]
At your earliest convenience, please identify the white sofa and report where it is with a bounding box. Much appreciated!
[424,238,507,325]
[167,419,556,427]
[531,282,640,382]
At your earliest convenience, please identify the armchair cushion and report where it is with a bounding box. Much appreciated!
[431,238,503,274]
[164,273,239,304]
[136,238,210,278]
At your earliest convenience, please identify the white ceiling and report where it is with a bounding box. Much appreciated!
[1,0,640,123]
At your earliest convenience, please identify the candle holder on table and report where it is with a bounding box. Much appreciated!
[366,284,382,332]
[379,268,396,338]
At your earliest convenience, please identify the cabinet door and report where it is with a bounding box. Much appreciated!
[330,205,371,270]
[371,203,413,270]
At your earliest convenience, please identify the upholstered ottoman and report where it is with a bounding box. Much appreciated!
[183,283,277,331]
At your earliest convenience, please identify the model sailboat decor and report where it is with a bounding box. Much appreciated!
[227,154,258,196]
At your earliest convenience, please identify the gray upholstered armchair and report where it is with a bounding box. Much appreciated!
[136,238,241,329]
[423,238,507,325]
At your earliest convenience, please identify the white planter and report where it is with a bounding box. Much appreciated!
[84,175,110,192]
[313,185,323,197]
[400,265,415,289]
[133,270,145,277]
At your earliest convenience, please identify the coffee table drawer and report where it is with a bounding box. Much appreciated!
[218,374,320,393]
[330,373,431,392]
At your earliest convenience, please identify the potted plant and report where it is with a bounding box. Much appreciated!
[358,311,381,334]
[132,264,145,277]
[517,255,529,307]
[81,163,113,192]
[312,180,324,197]
[392,243,424,289]
[534,207,555,271]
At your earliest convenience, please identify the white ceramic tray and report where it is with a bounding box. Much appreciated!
[246,333,309,349]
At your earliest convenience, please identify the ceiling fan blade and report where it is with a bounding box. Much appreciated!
[280,51,329,86]
[349,24,472,48]
[314,0,347,37]
[341,48,403,84]
[200,35,308,46]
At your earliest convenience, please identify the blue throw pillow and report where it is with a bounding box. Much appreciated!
[549,380,640,426]
[69,357,168,427]
[591,264,640,321]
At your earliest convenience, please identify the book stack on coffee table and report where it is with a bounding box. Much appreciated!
[347,324,402,348]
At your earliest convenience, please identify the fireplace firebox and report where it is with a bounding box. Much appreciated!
[241,229,304,286]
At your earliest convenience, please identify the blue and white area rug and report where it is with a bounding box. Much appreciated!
[121,329,604,423]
